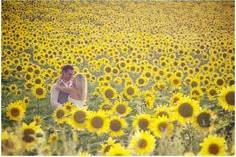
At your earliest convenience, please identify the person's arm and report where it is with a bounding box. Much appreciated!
[50,84,61,108]
[55,83,75,94]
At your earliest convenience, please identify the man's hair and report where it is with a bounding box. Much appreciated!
[62,65,74,73]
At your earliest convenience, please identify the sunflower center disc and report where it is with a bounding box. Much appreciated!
[225,91,234,106]
[197,113,211,127]
[11,108,20,117]
[36,88,43,95]
[138,139,147,148]
[117,105,126,114]
[178,103,193,117]
[208,144,219,155]
[92,117,103,128]
[127,87,134,95]
[138,119,148,130]
[74,111,86,123]
[56,110,64,118]
[110,120,121,131]
[105,90,113,99]
[22,135,35,143]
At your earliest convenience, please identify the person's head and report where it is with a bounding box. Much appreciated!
[61,65,74,81]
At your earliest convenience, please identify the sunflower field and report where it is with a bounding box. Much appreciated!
[1,0,235,156]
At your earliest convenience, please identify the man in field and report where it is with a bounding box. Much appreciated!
[50,65,74,108]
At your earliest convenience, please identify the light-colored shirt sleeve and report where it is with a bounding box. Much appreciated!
[50,83,62,108]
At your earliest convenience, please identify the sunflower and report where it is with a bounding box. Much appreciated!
[190,87,203,101]
[32,84,47,99]
[101,86,117,100]
[154,105,174,120]
[129,130,156,155]
[214,76,225,87]
[2,69,11,79]
[48,132,58,144]
[108,143,131,156]
[20,122,42,151]
[149,116,174,138]
[170,92,184,105]
[113,100,132,117]
[25,81,33,90]
[108,116,127,137]
[132,113,152,131]
[63,101,77,113]
[87,111,108,135]
[67,108,88,130]
[23,96,30,104]
[104,65,113,74]
[113,76,122,85]
[100,137,116,155]
[207,87,218,101]
[123,85,139,100]
[33,115,42,126]
[198,135,227,156]
[169,75,182,89]
[189,77,200,88]
[9,84,18,93]
[136,76,148,87]
[2,130,20,155]
[52,106,68,124]
[24,73,33,81]
[99,100,113,113]
[193,109,216,132]
[33,77,44,85]
[174,96,200,124]
[218,86,234,111]
[6,101,25,122]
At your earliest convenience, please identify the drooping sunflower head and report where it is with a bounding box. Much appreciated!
[63,101,77,113]
[100,137,116,155]
[154,105,174,121]
[218,86,234,111]
[99,100,113,112]
[33,115,42,126]
[199,135,227,156]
